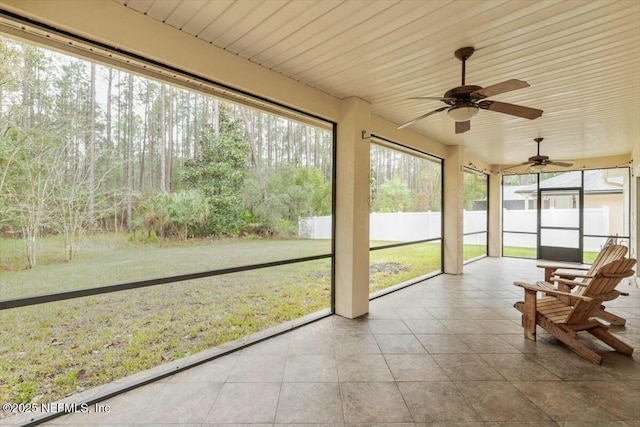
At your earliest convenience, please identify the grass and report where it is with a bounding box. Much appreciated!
[369,241,442,293]
[0,235,335,407]
[1,257,332,406]
[502,246,599,263]
[0,235,332,299]
[0,234,440,408]
[463,244,487,261]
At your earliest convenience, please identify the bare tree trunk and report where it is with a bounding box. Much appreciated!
[138,97,149,190]
[139,84,148,190]
[167,87,174,191]
[160,84,167,191]
[88,62,96,232]
[184,91,191,158]
[126,74,134,232]
[21,46,34,128]
[240,108,258,168]
[213,98,219,137]
[267,115,272,168]
[305,126,311,167]
[314,128,320,169]
[106,68,113,152]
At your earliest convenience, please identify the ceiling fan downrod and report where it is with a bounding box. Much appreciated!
[454,46,475,86]
[534,137,544,156]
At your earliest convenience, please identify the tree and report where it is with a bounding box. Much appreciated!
[135,190,208,240]
[463,171,487,210]
[4,127,64,268]
[165,190,208,240]
[373,177,414,213]
[181,108,249,236]
[244,166,331,236]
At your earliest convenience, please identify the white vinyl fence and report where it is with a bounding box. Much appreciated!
[298,211,489,241]
[299,207,611,251]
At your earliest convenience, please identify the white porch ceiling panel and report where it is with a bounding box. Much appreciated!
[115,0,639,166]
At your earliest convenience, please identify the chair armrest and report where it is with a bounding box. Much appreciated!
[514,281,553,292]
[565,265,590,271]
[553,272,594,279]
[537,262,590,271]
[553,277,588,287]
[514,281,593,301]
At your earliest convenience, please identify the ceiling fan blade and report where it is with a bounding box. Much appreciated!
[548,161,574,167]
[502,161,533,171]
[397,106,448,129]
[455,120,470,134]
[408,96,456,102]
[479,101,543,120]
[471,79,530,99]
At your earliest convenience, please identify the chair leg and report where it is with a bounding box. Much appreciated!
[522,290,537,341]
[537,316,603,364]
[588,325,634,355]
[593,306,626,326]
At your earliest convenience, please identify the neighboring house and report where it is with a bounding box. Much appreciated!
[502,170,627,236]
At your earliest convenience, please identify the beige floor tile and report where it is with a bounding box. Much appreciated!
[333,333,381,355]
[205,382,280,423]
[384,354,448,381]
[397,381,480,422]
[340,382,412,423]
[133,381,221,424]
[454,381,552,422]
[432,353,504,381]
[479,353,561,381]
[512,380,620,422]
[226,354,286,382]
[275,383,343,423]
[375,334,426,354]
[416,334,474,354]
[284,354,338,382]
[336,354,393,382]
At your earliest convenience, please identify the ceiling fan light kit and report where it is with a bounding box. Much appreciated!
[529,163,547,172]
[398,46,543,133]
[447,104,479,122]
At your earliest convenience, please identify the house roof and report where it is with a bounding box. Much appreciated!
[509,169,624,198]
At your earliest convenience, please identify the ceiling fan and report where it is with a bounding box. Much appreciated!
[398,46,543,133]
[506,137,574,172]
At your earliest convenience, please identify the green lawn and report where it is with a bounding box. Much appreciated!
[502,246,599,264]
[0,235,334,407]
[0,235,441,407]
[463,244,487,261]
[369,241,442,293]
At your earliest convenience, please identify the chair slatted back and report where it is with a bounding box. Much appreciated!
[586,244,628,276]
[565,258,636,325]
[574,244,627,296]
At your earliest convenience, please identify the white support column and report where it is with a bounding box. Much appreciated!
[443,145,464,274]
[488,173,503,257]
[334,97,371,318]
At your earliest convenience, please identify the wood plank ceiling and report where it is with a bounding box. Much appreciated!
[114,0,640,166]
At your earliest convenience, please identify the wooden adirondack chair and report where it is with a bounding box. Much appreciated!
[538,244,629,325]
[514,258,636,365]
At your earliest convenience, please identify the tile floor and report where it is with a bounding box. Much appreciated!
[7,257,640,426]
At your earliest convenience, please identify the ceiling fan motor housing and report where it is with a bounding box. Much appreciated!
[443,85,482,105]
